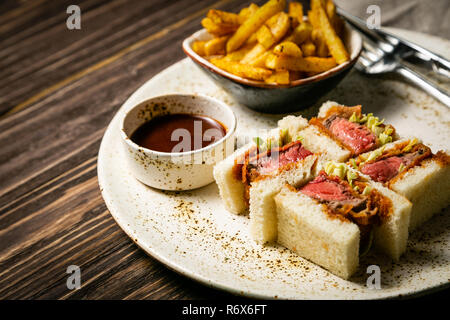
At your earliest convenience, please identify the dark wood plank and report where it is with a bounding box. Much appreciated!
[0,0,263,300]
[0,0,263,193]
[0,0,258,116]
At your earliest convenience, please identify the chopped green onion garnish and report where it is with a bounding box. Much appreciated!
[266,138,272,151]
[347,169,358,181]
[253,137,264,148]
[280,128,290,145]
[379,133,392,145]
[295,135,304,142]
[349,112,358,123]
[402,138,418,153]
[362,186,372,195]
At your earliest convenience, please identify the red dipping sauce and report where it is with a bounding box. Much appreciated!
[131,113,226,153]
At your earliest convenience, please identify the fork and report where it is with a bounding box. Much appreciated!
[337,7,450,107]
[357,43,450,107]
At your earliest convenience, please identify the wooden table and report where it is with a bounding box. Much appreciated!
[0,0,448,300]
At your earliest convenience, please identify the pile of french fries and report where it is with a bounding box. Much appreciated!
[192,0,349,85]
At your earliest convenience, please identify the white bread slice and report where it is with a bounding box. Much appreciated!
[213,127,289,214]
[297,125,351,162]
[249,154,318,244]
[275,186,360,279]
[367,180,412,261]
[389,156,450,232]
[277,115,309,140]
[213,143,250,214]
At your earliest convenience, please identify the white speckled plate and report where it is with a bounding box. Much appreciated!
[98,28,450,299]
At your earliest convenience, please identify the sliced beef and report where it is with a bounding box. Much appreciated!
[323,114,339,129]
[299,172,392,240]
[300,174,352,201]
[327,198,367,212]
[327,117,376,155]
[300,172,370,224]
[360,143,432,183]
[401,152,417,167]
[361,156,403,183]
[239,141,313,206]
[245,141,313,182]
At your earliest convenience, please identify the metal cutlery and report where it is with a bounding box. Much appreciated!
[337,7,450,107]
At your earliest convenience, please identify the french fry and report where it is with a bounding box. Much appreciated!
[307,5,328,56]
[239,6,249,18]
[241,43,267,64]
[301,41,316,56]
[248,51,270,67]
[288,2,303,23]
[192,40,207,56]
[204,36,229,56]
[283,21,312,45]
[256,24,276,49]
[273,41,303,57]
[289,16,299,29]
[227,0,285,52]
[265,11,279,25]
[239,3,259,20]
[266,11,290,41]
[307,10,320,29]
[326,0,343,36]
[246,32,258,45]
[289,70,303,81]
[254,12,290,50]
[249,3,259,12]
[208,9,244,26]
[265,70,290,84]
[201,17,237,36]
[312,29,329,57]
[266,53,336,72]
[312,0,349,64]
[223,43,254,61]
[325,0,336,21]
[211,58,272,80]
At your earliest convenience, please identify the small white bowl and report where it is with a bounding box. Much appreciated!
[120,94,236,191]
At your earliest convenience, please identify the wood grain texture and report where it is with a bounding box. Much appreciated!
[0,0,448,300]
[0,0,267,300]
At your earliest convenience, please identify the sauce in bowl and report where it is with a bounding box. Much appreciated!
[131,113,227,153]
